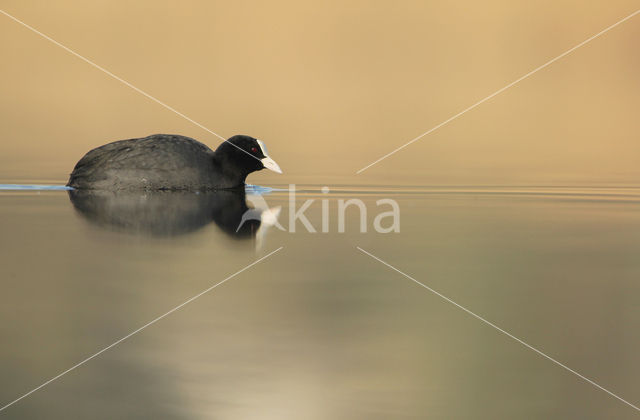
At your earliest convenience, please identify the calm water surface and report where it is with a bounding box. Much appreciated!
[0,185,639,419]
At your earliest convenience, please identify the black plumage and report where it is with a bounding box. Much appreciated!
[67,134,281,190]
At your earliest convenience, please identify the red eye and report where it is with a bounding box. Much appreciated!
[251,147,258,153]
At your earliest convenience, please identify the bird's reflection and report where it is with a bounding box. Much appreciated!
[68,189,281,246]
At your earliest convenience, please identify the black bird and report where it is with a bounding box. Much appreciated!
[67,134,282,190]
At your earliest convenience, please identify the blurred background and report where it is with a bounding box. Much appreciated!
[1,0,638,187]
[1,2,640,419]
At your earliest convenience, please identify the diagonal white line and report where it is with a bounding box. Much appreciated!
[356,246,640,412]
[0,9,261,162]
[356,9,640,174]
[0,246,284,413]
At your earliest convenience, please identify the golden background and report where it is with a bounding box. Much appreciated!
[1,1,638,186]
[1,4,640,418]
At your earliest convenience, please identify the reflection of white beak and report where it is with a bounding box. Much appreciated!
[235,205,282,233]
[235,204,282,252]
[261,156,283,174]
[255,206,282,252]
[260,205,282,228]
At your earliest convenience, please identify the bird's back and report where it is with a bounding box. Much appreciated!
[68,134,217,190]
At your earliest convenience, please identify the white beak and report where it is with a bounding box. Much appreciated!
[261,156,283,174]
[256,139,283,174]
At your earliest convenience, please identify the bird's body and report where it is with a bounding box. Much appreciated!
[67,134,281,190]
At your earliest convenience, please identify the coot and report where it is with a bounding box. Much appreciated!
[67,134,282,190]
